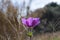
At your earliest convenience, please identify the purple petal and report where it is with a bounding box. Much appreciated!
[26,21,30,27]
[32,18,40,27]
[21,18,27,25]
[33,18,40,21]
[21,17,40,28]
[26,17,33,27]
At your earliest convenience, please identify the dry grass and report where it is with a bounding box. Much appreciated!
[0,2,27,40]
[32,32,60,40]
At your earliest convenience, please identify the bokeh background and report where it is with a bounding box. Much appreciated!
[0,0,60,40]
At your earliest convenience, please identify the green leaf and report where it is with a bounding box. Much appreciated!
[27,32,33,37]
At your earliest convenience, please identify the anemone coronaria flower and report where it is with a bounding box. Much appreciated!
[21,17,40,28]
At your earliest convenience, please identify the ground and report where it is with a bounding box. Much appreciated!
[30,31,60,40]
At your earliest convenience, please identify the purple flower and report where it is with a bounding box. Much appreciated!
[21,17,40,27]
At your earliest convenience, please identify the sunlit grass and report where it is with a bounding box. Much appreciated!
[53,37,60,40]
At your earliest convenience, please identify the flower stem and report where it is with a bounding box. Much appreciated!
[30,36,32,40]
[27,28,33,40]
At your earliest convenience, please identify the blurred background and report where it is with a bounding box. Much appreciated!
[0,0,60,40]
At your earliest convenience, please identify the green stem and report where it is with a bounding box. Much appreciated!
[30,36,32,40]
[27,28,33,40]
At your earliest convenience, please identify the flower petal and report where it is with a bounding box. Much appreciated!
[33,18,40,21]
[21,18,27,25]
[32,18,40,27]
[26,21,30,27]
[21,17,40,28]
[26,17,33,27]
